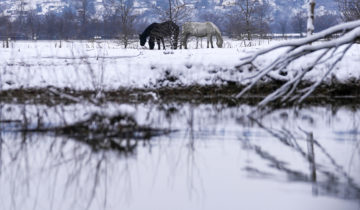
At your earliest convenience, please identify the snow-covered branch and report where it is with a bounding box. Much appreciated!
[236,20,360,106]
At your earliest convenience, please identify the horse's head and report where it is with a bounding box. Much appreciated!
[216,38,223,48]
[139,34,147,46]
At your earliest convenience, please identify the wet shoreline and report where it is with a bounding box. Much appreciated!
[2,83,360,106]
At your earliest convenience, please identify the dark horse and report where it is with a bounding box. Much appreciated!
[139,21,179,50]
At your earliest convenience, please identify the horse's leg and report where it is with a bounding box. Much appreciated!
[184,36,187,49]
[184,34,189,49]
[173,38,177,49]
[161,38,165,50]
[210,35,214,48]
[181,34,185,49]
[149,36,155,50]
[181,33,185,49]
[170,34,174,49]
[207,35,211,48]
[157,38,161,50]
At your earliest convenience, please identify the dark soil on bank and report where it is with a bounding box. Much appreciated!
[1,83,360,107]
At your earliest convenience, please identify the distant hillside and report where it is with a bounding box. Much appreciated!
[0,0,338,18]
[0,0,340,35]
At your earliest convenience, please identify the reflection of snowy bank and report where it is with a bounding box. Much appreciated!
[3,101,360,134]
[1,39,359,94]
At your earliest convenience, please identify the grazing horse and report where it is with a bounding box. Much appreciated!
[139,21,179,50]
[181,22,223,49]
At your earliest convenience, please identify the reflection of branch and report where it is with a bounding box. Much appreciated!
[86,157,103,209]
[249,116,307,157]
[299,126,359,188]
[243,116,360,199]
[252,145,309,181]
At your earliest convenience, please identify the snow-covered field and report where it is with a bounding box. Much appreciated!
[1,38,359,92]
[1,38,360,210]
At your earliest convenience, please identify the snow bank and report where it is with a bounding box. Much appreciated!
[0,39,359,91]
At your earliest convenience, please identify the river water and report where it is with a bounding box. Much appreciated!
[0,102,359,210]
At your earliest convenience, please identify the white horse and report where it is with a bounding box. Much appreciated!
[181,22,223,49]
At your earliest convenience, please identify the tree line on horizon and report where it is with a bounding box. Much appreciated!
[0,0,359,47]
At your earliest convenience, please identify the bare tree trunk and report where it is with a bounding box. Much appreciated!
[307,0,316,36]
[168,0,173,21]
[120,0,136,49]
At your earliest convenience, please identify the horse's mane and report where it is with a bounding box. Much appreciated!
[141,23,158,38]
[208,22,223,44]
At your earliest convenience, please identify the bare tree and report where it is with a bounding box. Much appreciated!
[103,0,137,48]
[254,0,272,38]
[152,0,193,24]
[225,8,246,39]
[103,0,121,38]
[44,12,58,39]
[226,0,271,40]
[118,0,137,48]
[291,10,307,37]
[315,12,338,32]
[60,7,78,40]
[25,10,40,40]
[0,15,11,48]
[235,0,259,40]
[336,0,360,21]
[74,0,95,38]
[12,0,28,39]
[17,0,27,25]
[277,17,288,37]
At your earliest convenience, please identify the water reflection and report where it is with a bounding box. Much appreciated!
[0,102,359,210]
[242,116,359,200]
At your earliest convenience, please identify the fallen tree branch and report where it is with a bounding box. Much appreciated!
[236,20,360,106]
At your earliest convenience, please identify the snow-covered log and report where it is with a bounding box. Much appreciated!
[235,20,360,106]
